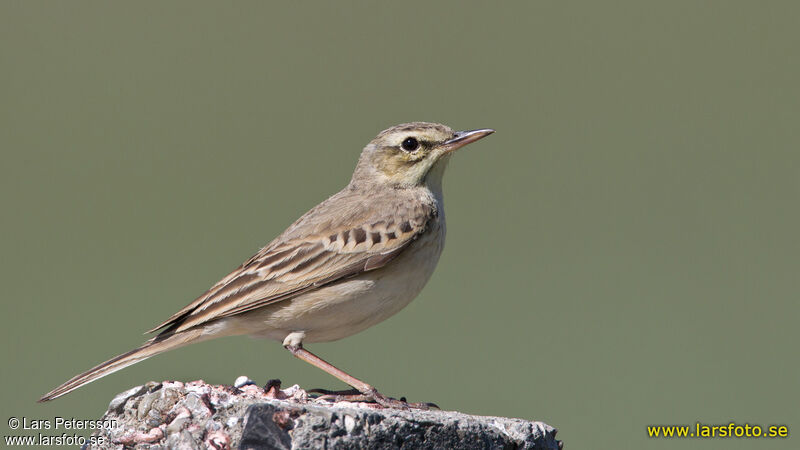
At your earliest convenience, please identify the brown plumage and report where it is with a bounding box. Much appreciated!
[39,122,494,405]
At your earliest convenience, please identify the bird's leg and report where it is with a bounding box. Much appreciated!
[282,342,436,409]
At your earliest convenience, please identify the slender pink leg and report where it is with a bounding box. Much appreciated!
[284,344,436,409]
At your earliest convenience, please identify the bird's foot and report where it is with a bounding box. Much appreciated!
[367,390,439,410]
[310,388,438,410]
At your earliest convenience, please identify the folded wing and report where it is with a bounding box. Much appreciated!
[147,193,436,336]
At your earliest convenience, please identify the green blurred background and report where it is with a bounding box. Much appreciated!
[2,2,797,449]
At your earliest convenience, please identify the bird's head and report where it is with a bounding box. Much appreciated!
[351,122,494,189]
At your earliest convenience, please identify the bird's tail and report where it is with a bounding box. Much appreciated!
[38,329,203,402]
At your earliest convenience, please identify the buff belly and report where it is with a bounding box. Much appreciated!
[222,222,445,344]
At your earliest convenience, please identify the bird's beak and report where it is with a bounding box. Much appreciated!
[441,128,495,154]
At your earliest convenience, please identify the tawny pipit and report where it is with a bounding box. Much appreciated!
[40,122,494,408]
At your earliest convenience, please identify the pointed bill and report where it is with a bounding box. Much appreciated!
[441,128,495,153]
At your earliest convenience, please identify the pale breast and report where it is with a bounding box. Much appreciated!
[229,216,446,343]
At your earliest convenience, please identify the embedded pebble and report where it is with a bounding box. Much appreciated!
[205,430,231,449]
[185,380,211,397]
[146,408,164,427]
[234,375,255,388]
[344,415,356,433]
[239,384,265,396]
[283,384,308,402]
[166,407,192,433]
[162,380,185,390]
[107,385,147,413]
[165,429,200,449]
[183,393,212,419]
[137,392,157,420]
[226,416,239,428]
[186,423,205,441]
[113,426,164,445]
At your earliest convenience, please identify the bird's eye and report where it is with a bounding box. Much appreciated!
[401,137,419,152]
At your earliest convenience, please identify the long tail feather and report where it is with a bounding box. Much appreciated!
[38,330,202,402]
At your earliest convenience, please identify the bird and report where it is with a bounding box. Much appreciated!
[39,122,494,408]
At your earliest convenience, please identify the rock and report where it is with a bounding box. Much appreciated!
[107,385,148,414]
[234,376,255,388]
[88,378,561,449]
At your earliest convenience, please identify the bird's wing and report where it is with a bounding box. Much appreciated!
[147,192,436,335]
